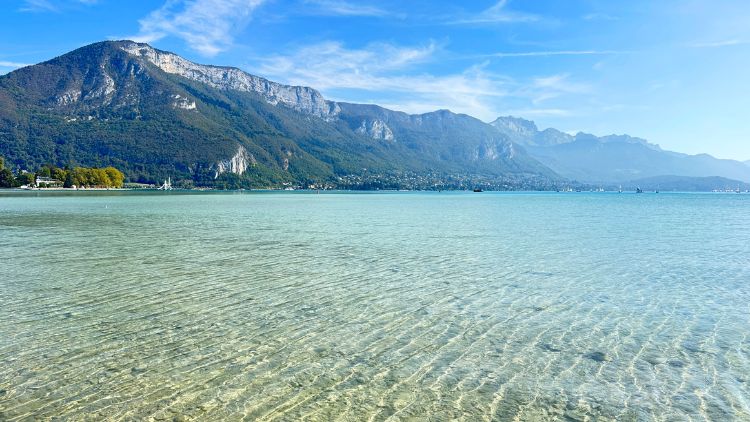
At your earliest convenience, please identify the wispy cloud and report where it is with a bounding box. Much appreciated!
[251,40,588,120]
[252,41,509,118]
[582,13,618,21]
[302,0,388,17]
[0,60,31,69]
[691,39,749,48]
[19,0,99,12]
[254,40,440,89]
[19,0,58,12]
[484,50,626,58]
[131,0,267,56]
[514,73,591,105]
[451,0,541,25]
[504,108,572,117]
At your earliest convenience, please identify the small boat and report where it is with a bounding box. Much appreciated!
[636,187,643,193]
[473,188,483,193]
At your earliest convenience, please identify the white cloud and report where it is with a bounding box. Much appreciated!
[252,41,510,118]
[486,50,624,58]
[582,13,618,21]
[451,0,540,25]
[132,0,267,56]
[691,39,749,48]
[303,0,388,17]
[504,108,572,117]
[19,0,58,12]
[525,74,590,104]
[250,40,589,121]
[0,61,31,68]
[254,40,440,89]
[19,0,99,12]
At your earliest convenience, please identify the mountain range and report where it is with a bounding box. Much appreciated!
[490,117,750,183]
[0,41,552,189]
[0,40,746,189]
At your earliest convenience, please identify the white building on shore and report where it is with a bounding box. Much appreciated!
[35,177,62,187]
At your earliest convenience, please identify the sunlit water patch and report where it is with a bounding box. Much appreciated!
[1,191,749,421]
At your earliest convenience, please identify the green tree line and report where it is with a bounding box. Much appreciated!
[0,157,124,188]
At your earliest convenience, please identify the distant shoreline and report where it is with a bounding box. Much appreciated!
[11,187,133,191]
[1,187,747,194]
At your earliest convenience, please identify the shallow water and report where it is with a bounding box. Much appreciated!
[1,191,749,421]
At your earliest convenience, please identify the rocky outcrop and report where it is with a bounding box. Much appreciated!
[84,70,116,102]
[171,94,196,110]
[356,119,395,142]
[214,145,255,178]
[56,89,81,106]
[474,139,515,161]
[491,116,538,138]
[120,41,340,120]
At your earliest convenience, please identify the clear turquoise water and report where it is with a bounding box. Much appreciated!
[1,191,749,421]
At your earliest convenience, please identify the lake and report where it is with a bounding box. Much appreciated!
[1,191,749,420]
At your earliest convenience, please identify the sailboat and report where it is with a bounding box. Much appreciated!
[158,177,173,191]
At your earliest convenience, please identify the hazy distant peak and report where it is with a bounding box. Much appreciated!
[490,115,665,151]
[490,116,570,147]
[490,116,538,136]
[594,134,661,150]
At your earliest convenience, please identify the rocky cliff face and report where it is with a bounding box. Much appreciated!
[491,116,538,139]
[49,57,136,111]
[490,116,570,147]
[356,119,395,142]
[214,146,255,178]
[120,41,340,120]
[171,94,196,110]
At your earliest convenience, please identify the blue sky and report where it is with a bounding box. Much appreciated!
[1,0,749,160]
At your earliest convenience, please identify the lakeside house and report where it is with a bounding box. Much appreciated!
[35,177,62,187]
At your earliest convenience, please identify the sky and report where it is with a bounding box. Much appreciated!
[1,0,749,161]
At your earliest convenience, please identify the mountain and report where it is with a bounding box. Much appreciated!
[490,116,750,183]
[0,41,556,188]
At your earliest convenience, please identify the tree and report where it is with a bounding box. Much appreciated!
[104,167,124,188]
[63,172,74,188]
[16,172,35,187]
[52,167,68,182]
[91,168,111,187]
[72,167,89,187]
[0,168,16,188]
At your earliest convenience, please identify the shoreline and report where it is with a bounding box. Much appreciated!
[1,187,746,194]
[12,187,134,191]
